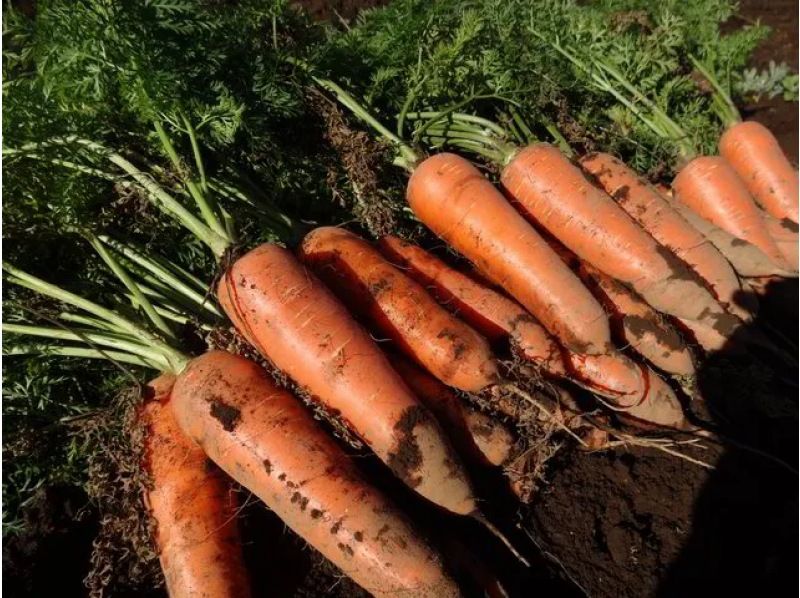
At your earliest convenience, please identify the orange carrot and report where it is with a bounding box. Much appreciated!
[500,143,738,335]
[141,374,251,598]
[171,351,461,598]
[378,235,682,412]
[378,235,566,376]
[580,152,756,321]
[763,213,799,271]
[218,243,475,515]
[720,121,799,223]
[297,227,498,393]
[669,200,795,277]
[672,155,789,268]
[406,152,612,355]
[389,355,515,467]
[575,262,696,376]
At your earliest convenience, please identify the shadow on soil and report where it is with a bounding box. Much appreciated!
[657,278,798,597]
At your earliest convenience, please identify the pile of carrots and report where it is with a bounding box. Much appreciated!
[5,57,798,598]
[139,98,796,595]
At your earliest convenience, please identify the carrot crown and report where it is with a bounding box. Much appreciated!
[2,234,218,376]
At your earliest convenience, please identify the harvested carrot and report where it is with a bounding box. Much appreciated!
[379,236,680,413]
[672,155,789,268]
[141,374,251,598]
[298,227,498,392]
[171,351,461,598]
[406,152,612,355]
[763,213,799,271]
[580,152,756,321]
[501,143,738,333]
[670,200,795,277]
[575,261,696,376]
[390,354,515,467]
[380,235,674,405]
[720,121,799,223]
[218,243,475,515]
[378,235,566,376]
[618,371,689,430]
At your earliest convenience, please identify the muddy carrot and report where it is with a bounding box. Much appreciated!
[218,243,475,515]
[572,262,695,375]
[389,354,515,467]
[298,226,498,393]
[379,236,686,417]
[670,199,796,278]
[763,213,799,271]
[580,151,757,321]
[500,143,738,335]
[142,374,251,598]
[171,351,461,598]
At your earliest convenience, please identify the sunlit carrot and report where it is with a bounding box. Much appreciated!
[298,226,498,393]
[580,151,756,321]
[218,243,476,515]
[172,351,461,598]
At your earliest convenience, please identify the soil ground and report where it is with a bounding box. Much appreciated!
[3,1,797,597]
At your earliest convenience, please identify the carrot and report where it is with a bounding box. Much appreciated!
[141,374,251,598]
[297,227,498,392]
[406,152,612,355]
[378,236,682,413]
[720,121,799,223]
[500,143,739,334]
[171,351,461,598]
[669,200,796,277]
[672,155,789,268]
[763,213,799,271]
[580,151,757,321]
[378,235,566,377]
[218,243,476,515]
[575,262,696,376]
[389,354,515,467]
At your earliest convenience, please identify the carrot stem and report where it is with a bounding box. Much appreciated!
[3,343,163,370]
[86,232,177,340]
[688,54,742,127]
[152,121,230,241]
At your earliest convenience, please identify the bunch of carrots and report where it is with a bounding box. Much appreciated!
[4,11,798,598]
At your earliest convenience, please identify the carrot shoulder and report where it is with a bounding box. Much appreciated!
[672,155,788,268]
[501,143,736,331]
[142,374,251,598]
[298,227,498,393]
[720,121,799,223]
[580,151,755,321]
[218,243,475,515]
[171,351,460,598]
[406,152,612,355]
